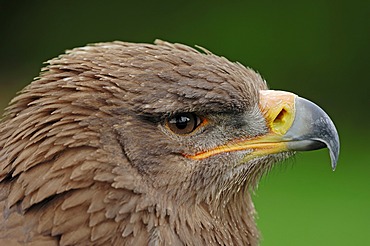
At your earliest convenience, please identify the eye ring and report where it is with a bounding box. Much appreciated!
[165,113,202,135]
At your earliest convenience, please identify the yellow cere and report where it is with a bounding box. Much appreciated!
[259,90,296,136]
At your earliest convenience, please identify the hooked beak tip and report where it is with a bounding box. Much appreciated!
[284,96,340,170]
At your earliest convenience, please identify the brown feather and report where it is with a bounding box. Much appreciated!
[0,40,269,245]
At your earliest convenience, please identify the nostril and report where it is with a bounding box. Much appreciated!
[273,108,287,125]
[270,107,292,135]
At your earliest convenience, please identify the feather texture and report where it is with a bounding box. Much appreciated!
[0,40,271,245]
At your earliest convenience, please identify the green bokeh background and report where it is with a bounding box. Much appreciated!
[0,1,369,245]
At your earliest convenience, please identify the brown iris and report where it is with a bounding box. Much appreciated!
[166,113,202,135]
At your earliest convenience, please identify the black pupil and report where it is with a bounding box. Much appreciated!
[176,115,190,129]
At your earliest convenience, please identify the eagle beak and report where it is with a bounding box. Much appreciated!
[259,90,340,170]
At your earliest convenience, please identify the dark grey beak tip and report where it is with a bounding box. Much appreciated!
[310,107,340,171]
[327,134,340,171]
[285,97,340,170]
[312,137,339,171]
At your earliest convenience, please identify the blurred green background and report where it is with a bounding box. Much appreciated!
[0,1,369,245]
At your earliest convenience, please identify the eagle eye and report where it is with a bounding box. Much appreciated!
[166,113,202,135]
